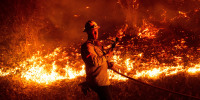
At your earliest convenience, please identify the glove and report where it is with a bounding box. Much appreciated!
[107,61,114,69]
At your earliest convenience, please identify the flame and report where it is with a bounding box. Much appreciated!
[0,47,200,85]
[125,58,134,71]
[188,64,200,74]
[109,69,128,81]
[0,48,86,84]
[133,65,185,79]
[138,20,160,38]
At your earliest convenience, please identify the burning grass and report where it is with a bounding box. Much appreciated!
[0,42,199,99]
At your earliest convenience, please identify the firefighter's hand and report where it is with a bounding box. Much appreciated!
[107,61,114,69]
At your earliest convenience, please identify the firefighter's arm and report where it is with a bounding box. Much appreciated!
[87,43,112,67]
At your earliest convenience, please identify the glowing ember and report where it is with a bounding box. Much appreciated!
[178,11,188,18]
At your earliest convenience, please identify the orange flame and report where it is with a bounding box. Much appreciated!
[138,20,159,38]
[0,47,200,85]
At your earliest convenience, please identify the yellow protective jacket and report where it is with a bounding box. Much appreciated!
[81,40,110,86]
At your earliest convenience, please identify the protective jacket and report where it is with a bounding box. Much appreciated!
[81,39,110,86]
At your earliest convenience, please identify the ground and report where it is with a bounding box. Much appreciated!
[0,72,200,100]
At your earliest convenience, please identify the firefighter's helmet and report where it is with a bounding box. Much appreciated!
[83,20,100,32]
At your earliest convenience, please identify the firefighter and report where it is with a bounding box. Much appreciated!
[81,20,114,100]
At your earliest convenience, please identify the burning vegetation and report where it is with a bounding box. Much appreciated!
[0,0,200,99]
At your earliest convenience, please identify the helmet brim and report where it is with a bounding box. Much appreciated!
[83,26,100,32]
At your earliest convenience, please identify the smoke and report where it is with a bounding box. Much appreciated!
[36,0,125,44]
